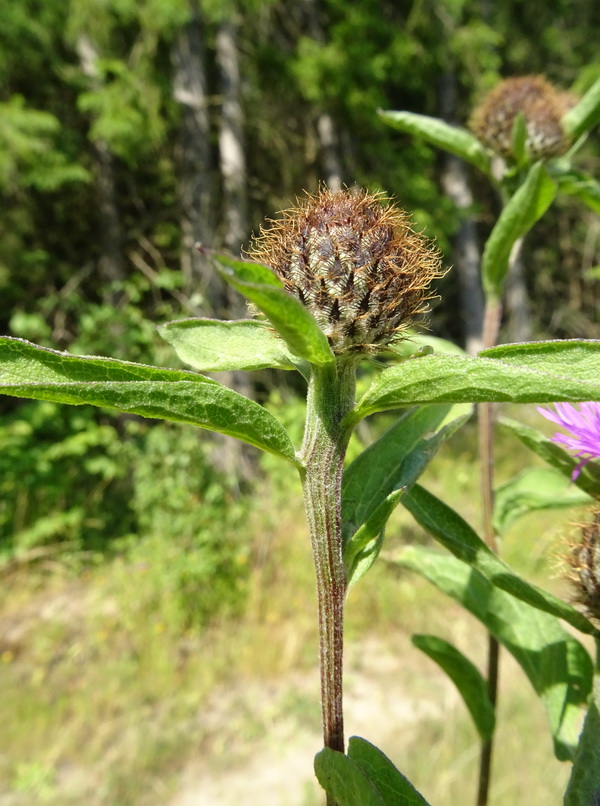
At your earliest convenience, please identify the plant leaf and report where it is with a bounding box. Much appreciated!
[498,416,600,498]
[349,340,600,423]
[564,667,600,806]
[0,337,299,465]
[342,404,472,585]
[347,737,431,806]
[395,546,593,760]
[551,166,600,215]
[158,318,296,371]
[211,254,335,366]
[493,466,592,535]
[482,163,556,299]
[562,75,600,140]
[401,484,596,635]
[314,748,385,806]
[411,635,495,741]
[378,110,491,175]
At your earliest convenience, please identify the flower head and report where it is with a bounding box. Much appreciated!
[564,506,600,622]
[469,75,577,161]
[248,188,443,355]
[538,402,600,479]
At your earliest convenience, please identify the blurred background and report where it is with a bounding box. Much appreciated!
[1,1,599,804]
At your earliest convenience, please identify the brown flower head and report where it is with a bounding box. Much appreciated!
[564,507,600,623]
[248,188,443,355]
[469,75,577,160]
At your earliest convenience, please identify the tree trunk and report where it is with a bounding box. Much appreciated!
[438,71,485,354]
[504,238,532,342]
[76,35,125,299]
[171,0,215,301]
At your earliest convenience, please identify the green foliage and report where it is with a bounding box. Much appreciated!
[315,737,431,806]
[0,401,130,557]
[0,337,299,463]
[411,635,495,741]
[397,545,593,760]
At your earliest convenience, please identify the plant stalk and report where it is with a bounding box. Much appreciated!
[299,358,358,803]
[476,297,502,806]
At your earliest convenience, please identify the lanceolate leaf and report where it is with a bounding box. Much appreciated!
[411,635,495,741]
[0,337,299,465]
[482,162,556,300]
[347,737,431,806]
[493,466,592,535]
[314,748,385,806]
[498,416,600,498]
[396,545,593,760]
[349,341,600,423]
[562,75,600,140]
[564,664,600,806]
[378,110,491,175]
[401,484,596,635]
[158,318,296,371]
[212,254,335,366]
[342,404,472,585]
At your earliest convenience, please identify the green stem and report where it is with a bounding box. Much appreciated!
[299,358,358,772]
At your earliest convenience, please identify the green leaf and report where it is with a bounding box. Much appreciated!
[396,545,593,759]
[551,166,600,215]
[498,416,600,499]
[511,111,528,167]
[349,340,600,422]
[0,337,299,465]
[493,466,592,535]
[401,484,596,636]
[482,163,556,299]
[378,110,491,175]
[347,737,431,806]
[411,635,495,741]
[158,318,296,371]
[211,254,335,366]
[342,404,472,586]
[314,748,385,806]
[564,663,600,806]
[563,75,600,140]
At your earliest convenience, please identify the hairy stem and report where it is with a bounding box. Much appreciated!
[299,358,358,802]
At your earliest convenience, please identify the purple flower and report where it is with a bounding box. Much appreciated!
[538,402,600,480]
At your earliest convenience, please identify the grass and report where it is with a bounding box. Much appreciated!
[0,402,593,805]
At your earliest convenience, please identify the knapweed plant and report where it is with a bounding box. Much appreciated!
[1,178,600,803]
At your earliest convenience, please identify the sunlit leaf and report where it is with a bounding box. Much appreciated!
[482,163,556,299]
[401,484,596,635]
[342,404,472,585]
[562,75,600,140]
[314,748,385,806]
[347,737,431,806]
[349,340,600,422]
[396,545,593,759]
[564,670,600,806]
[212,254,335,366]
[378,110,491,175]
[0,337,299,465]
[412,635,495,741]
[158,318,296,371]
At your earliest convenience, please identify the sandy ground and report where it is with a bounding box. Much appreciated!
[169,635,453,806]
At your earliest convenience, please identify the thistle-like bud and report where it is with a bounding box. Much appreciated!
[469,75,577,161]
[248,188,443,355]
[565,507,600,623]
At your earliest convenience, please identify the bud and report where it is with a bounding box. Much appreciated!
[564,507,600,623]
[469,76,577,161]
[248,188,443,355]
